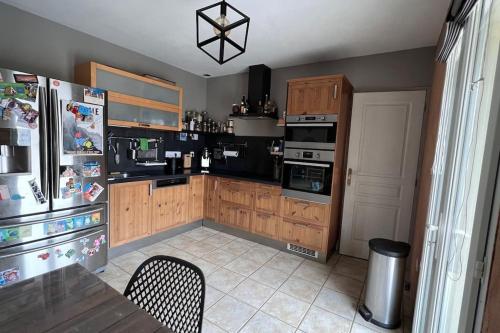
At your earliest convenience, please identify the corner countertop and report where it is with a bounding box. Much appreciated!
[107,169,282,186]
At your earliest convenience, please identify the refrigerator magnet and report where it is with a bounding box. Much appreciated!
[61,166,78,177]
[83,88,105,106]
[0,267,20,286]
[82,161,101,177]
[61,178,82,198]
[37,252,50,261]
[1,98,39,128]
[62,100,103,156]
[83,182,104,202]
[13,74,38,84]
[28,179,46,204]
[0,185,11,201]
[65,249,75,258]
[0,83,37,102]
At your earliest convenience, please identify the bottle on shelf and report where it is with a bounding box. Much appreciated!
[240,95,247,114]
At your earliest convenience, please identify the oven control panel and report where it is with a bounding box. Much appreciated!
[284,148,335,163]
[286,114,338,123]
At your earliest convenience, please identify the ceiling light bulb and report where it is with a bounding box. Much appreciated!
[213,15,231,37]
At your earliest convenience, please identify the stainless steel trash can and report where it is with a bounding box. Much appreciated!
[359,238,410,329]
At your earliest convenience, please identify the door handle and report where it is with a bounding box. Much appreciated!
[50,88,61,199]
[39,85,49,200]
[347,168,352,186]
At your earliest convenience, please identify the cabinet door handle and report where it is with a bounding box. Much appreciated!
[347,168,352,186]
[333,84,338,99]
[139,123,151,128]
[149,183,153,196]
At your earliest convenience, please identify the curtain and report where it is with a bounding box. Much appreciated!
[437,0,478,62]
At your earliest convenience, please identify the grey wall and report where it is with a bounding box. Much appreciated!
[0,3,207,112]
[206,47,436,122]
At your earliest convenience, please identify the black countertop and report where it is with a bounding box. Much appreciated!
[108,169,282,186]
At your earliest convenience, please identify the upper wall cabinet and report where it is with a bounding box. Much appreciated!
[286,75,352,115]
[75,62,183,131]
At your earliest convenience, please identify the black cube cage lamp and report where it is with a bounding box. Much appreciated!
[196,0,250,65]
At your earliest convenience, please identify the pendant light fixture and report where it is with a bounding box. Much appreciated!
[196,0,250,64]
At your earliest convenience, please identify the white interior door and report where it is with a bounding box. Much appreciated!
[340,91,426,259]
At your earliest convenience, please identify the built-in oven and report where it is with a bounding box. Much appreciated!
[282,148,335,204]
[285,114,337,150]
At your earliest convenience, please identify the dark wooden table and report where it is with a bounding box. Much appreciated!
[0,264,173,333]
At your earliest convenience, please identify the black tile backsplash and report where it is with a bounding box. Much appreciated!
[107,126,282,179]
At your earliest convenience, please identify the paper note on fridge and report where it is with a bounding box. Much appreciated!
[62,100,103,155]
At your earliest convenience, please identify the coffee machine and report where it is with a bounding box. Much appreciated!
[201,147,211,173]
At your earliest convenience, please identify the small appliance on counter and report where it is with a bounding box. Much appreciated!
[165,151,182,174]
[201,147,211,173]
[183,153,192,169]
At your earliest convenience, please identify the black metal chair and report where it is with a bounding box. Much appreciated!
[124,255,205,333]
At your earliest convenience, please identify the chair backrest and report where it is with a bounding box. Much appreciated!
[123,255,205,333]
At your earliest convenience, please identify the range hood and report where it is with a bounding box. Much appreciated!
[248,64,271,112]
[230,64,277,119]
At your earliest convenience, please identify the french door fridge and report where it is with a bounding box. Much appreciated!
[0,68,108,287]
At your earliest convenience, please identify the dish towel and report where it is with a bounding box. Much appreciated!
[139,138,149,151]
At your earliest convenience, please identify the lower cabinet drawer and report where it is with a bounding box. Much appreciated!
[280,219,326,251]
[282,197,330,226]
[219,202,250,231]
[255,190,281,214]
[252,212,279,239]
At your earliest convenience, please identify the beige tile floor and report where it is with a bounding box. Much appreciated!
[96,226,412,333]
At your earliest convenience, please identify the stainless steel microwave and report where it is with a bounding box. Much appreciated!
[285,114,337,150]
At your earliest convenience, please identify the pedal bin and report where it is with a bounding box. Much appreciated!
[359,238,410,329]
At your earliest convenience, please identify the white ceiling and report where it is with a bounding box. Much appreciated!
[2,0,450,77]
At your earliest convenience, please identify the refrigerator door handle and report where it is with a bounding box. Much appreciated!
[50,88,61,199]
[39,85,49,200]
[0,227,104,259]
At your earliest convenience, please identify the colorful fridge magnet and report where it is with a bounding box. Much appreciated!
[83,88,105,106]
[82,161,101,177]
[83,182,104,202]
[0,185,11,201]
[13,74,38,84]
[0,83,37,102]
[61,177,82,199]
[62,100,103,156]
[0,98,39,128]
[91,212,101,224]
[65,249,75,259]
[61,166,78,177]
[29,179,46,204]
[37,252,50,261]
[0,267,20,286]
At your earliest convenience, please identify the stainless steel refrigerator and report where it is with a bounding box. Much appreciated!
[0,68,108,287]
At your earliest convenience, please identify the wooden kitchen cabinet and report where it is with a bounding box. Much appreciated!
[151,184,188,233]
[189,175,204,222]
[282,197,330,227]
[280,219,326,251]
[75,61,183,131]
[252,212,280,239]
[204,176,220,220]
[287,75,352,115]
[109,181,152,247]
[255,184,281,214]
[219,201,251,231]
[218,179,255,209]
